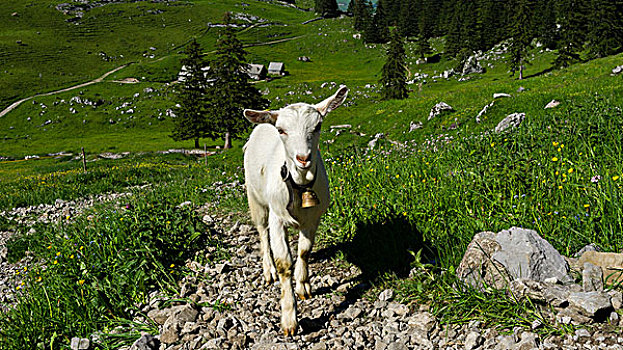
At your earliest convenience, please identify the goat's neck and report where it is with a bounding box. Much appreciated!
[285,158,316,186]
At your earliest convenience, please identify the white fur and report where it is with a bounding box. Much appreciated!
[243,86,348,335]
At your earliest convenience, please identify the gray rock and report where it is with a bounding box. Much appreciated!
[574,328,591,340]
[583,262,604,292]
[378,289,394,301]
[462,56,485,75]
[544,100,560,109]
[578,251,623,284]
[129,334,159,350]
[476,101,495,123]
[608,290,623,309]
[493,93,511,99]
[612,65,623,75]
[495,335,516,350]
[491,227,572,283]
[428,102,453,120]
[456,231,508,290]
[513,332,538,350]
[409,121,423,132]
[70,337,90,350]
[339,306,363,320]
[464,331,482,350]
[458,228,572,290]
[568,291,613,317]
[574,243,602,258]
[386,341,409,350]
[495,113,525,133]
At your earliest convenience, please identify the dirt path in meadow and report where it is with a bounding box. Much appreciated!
[0,64,129,119]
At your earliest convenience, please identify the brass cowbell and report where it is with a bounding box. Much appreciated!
[301,190,320,208]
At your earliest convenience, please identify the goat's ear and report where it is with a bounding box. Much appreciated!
[315,86,349,116]
[244,109,279,124]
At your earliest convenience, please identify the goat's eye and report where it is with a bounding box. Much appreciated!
[277,128,287,135]
[314,123,322,132]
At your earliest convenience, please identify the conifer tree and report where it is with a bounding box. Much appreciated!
[171,39,209,149]
[533,0,557,49]
[347,0,355,16]
[380,29,408,100]
[314,0,339,18]
[415,33,432,59]
[444,2,464,57]
[398,0,419,38]
[587,0,623,57]
[204,13,268,149]
[362,1,387,44]
[507,0,535,79]
[375,0,389,29]
[352,0,368,31]
[554,0,588,68]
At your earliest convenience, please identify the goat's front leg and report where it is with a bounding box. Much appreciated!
[268,213,297,336]
[258,225,277,285]
[294,225,317,300]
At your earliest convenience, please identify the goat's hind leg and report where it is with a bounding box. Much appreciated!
[248,195,276,285]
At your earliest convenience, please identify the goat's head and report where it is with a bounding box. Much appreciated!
[244,86,348,172]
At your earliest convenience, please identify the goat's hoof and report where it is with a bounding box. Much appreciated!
[296,282,312,300]
[282,327,297,337]
[297,291,312,300]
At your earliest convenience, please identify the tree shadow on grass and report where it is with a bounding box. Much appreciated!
[523,66,555,80]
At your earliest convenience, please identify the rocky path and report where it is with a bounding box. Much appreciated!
[132,213,623,350]
[0,65,128,119]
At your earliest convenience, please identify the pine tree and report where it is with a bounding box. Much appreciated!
[171,39,209,149]
[507,0,535,79]
[315,0,339,18]
[375,0,389,29]
[587,0,623,57]
[205,14,268,149]
[445,2,464,57]
[554,0,588,68]
[362,1,387,44]
[533,0,557,49]
[347,0,355,16]
[352,0,368,31]
[415,34,432,59]
[398,0,419,38]
[380,29,408,100]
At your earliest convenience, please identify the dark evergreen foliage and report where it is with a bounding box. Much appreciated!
[587,0,623,57]
[315,0,339,18]
[349,0,623,72]
[380,30,408,100]
[507,0,536,79]
[554,0,588,68]
[170,39,210,149]
[204,14,268,149]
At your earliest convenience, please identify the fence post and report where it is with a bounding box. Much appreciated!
[204,143,208,166]
[81,147,87,173]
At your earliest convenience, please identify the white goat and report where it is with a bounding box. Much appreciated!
[243,86,348,336]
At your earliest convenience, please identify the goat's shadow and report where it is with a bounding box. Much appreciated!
[300,215,436,334]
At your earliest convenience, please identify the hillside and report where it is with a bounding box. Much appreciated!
[1,0,623,349]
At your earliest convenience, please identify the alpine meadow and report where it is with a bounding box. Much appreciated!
[1,0,623,349]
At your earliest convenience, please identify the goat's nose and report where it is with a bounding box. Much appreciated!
[296,153,311,164]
